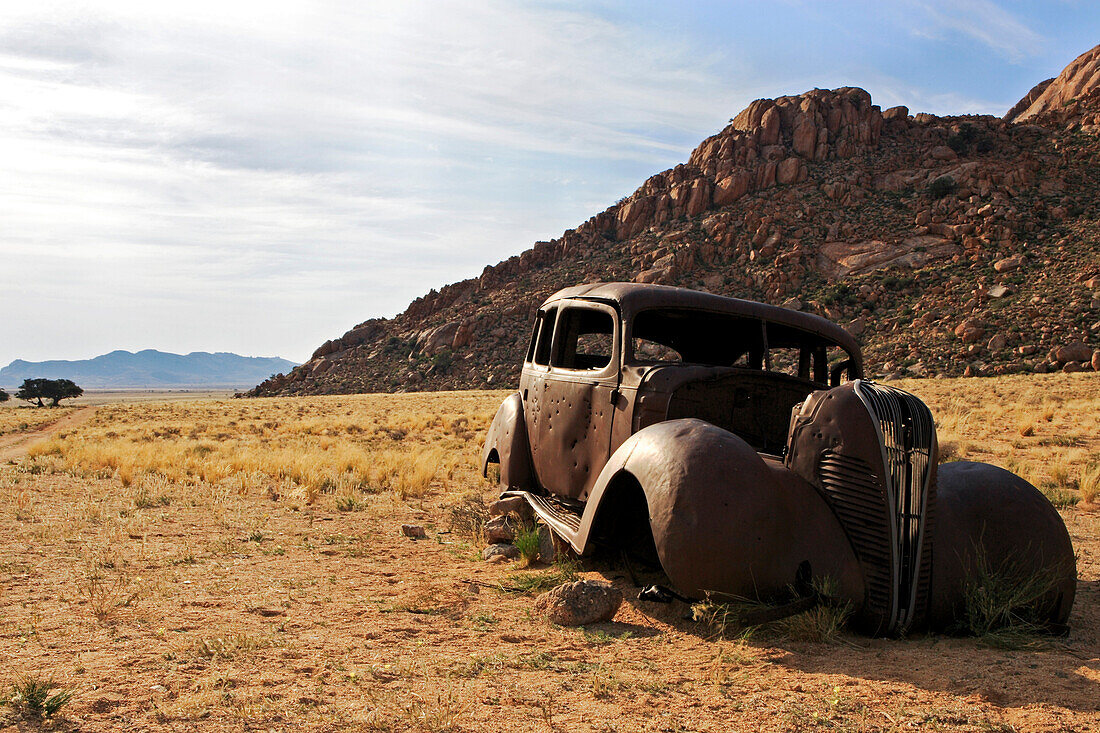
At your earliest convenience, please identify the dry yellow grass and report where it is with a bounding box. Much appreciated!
[894,372,1100,501]
[0,405,74,436]
[25,391,501,510]
[1,376,1099,732]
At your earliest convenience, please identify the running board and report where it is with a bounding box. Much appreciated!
[501,490,583,545]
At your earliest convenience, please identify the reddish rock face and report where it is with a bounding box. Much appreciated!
[1053,342,1094,364]
[1004,43,1100,123]
[243,44,1100,398]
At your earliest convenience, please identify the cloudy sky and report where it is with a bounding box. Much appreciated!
[1,1,1097,366]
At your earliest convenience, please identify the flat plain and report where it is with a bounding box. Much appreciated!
[0,375,1098,732]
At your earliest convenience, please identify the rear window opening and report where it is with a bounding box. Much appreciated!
[629,307,855,386]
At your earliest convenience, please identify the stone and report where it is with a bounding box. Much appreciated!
[1093,350,1100,371]
[417,322,461,355]
[846,317,866,337]
[776,157,803,185]
[817,236,959,278]
[1063,361,1086,373]
[930,145,957,161]
[987,284,1011,298]
[1054,342,1093,363]
[713,170,752,206]
[993,254,1026,273]
[537,524,557,564]
[987,333,1007,351]
[489,496,533,519]
[484,515,516,544]
[954,319,985,343]
[401,524,427,540]
[482,543,520,561]
[781,297,802,310]
[533,580,623,626]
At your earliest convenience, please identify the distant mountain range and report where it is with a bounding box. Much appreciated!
[0,350,298,389]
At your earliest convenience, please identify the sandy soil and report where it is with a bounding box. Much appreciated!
[0,382,1098,731]
[0,470,1097,731]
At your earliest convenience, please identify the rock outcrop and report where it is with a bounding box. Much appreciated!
[246,45,1100,397]
[1004,44,1100,126]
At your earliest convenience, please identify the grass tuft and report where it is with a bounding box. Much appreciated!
[692,577,851,643]
[959,547,1068,647]
[513,525,541,568]
[3,676,74,718]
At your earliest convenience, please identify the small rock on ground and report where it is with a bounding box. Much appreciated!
[482,543,520,562]
[401,524,427,540]
[484,514,516,544]
[534,580,623,626]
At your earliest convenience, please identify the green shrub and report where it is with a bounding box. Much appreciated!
[3,676,74,718]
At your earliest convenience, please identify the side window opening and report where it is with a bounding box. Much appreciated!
[532,307,557,366]
[524,314,540,363]
[632,338,682,363]
[552,307,615,371]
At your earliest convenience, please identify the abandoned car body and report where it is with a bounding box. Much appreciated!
[483,283,1075,636]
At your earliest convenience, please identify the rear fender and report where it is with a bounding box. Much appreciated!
[482,392,534,490]
[574,418,864,604]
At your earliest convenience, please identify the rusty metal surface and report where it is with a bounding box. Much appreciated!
[930,461,1076,632]
[541,282,863,369]
[574,418,865,607]
[482,282,1076,636]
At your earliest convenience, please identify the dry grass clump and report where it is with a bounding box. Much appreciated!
[893,373,1100,503]
[959,549,1070,648]
[24,391,501,509]
[0,406,74,436]
[692,577,852,643]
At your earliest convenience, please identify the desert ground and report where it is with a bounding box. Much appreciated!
[1,375,1098,732]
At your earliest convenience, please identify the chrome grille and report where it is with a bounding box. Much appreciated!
[854,381,936,634]
[819,451,892,619]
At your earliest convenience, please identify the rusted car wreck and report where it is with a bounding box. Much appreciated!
[483,283,1075,636]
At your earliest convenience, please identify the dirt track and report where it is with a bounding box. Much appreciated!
[0,407,97,462]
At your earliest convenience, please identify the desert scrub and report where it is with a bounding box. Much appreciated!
[513,524,541,567]
[692,577,851,643]
[24,391,504,506]
[0,406,75,436]
[959,547,1071,647]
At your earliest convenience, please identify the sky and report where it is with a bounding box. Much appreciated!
[1,0,1098,366]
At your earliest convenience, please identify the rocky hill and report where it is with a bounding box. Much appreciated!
[248,45,1100,397]
[1,350,297,389]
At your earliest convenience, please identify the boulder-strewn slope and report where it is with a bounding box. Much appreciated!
[248,46,1100,396]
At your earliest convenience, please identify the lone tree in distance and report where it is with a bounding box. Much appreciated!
[0,388,8,402]
[16,378,83,407]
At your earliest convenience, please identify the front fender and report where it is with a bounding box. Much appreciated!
[929,461,1076,632]
[575,418,864,605]
[482,392,534,490]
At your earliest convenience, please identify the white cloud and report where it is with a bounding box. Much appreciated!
[0,1,724,363]
[911,0,1045,62]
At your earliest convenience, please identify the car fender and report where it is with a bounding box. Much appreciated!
[573,418,864,604]
[482,392,534,490]
[929,461,1076,632]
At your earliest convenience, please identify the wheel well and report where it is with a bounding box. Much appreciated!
[483,448,500,479]
[588,472,660,566]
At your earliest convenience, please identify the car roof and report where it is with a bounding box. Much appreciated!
[541,282,862,360]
